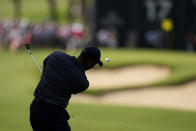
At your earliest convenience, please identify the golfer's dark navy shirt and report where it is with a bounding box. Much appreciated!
[34,51,89,107]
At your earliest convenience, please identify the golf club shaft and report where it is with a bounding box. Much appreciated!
[27,49,42,73]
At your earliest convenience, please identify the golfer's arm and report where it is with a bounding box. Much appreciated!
[71,75,89,94]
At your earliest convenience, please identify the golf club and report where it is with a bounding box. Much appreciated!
[25,42,42,73]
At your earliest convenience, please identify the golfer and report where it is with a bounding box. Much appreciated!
[30,46,103,131]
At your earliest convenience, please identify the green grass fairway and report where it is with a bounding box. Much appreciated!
[69,103,196,131]
[0,48,196,131]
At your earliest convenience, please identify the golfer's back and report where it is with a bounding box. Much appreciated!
[34,51,89,108]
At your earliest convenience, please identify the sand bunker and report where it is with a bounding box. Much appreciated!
[71,81,196,111]
[86,65,170,89]
[71,65,196,111]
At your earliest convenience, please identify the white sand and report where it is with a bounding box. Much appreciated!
[86,65,170,89]
[71,65,196,111]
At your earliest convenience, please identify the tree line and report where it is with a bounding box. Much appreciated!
[12,0,87,22]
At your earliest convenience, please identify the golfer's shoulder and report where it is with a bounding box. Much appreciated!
[49,51,70,60]
[52,51,68,57]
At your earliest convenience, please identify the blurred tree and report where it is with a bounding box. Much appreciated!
[47,0,58,21]
[67,0,73,22]
[66,0,88,23]
[81,0,87,23]
[13,0,22,19]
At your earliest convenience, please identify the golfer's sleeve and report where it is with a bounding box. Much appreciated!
[70,71,89,94]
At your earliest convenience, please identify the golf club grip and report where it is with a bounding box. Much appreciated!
[25,43,42,73]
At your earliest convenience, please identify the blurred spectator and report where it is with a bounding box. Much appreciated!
[125,30,138,47]
[31,23,44,47]
[186,21,196,52]
[8,22,22,51]
[0,18,89,51]
[186,30,196,52]
[96,27,118,48]
[145,30,162,48]
[55,24,71,49]
[67,22,86,49]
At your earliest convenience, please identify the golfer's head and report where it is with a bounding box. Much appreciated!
[79,46,103,70]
